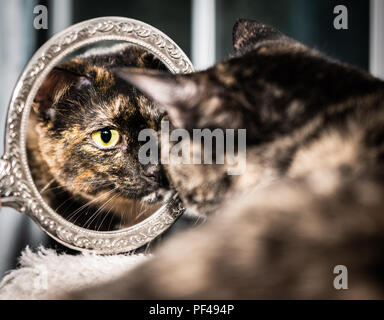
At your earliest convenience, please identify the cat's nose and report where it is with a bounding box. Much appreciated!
[143,163,161,179]
[142,164,169,188]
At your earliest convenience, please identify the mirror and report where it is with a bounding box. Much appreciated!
[0,17,193,253]
[28,41,168,231]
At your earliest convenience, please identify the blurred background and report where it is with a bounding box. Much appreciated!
[0,0,383,278]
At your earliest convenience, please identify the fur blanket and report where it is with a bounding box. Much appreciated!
[0,247,150,300]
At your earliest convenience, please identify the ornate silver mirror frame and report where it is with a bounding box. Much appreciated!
[0,17,193,254]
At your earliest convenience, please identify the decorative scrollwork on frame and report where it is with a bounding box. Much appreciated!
[0,17,191,254]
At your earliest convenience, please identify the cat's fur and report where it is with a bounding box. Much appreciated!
[28,43,170,229]
[67,19,384,298]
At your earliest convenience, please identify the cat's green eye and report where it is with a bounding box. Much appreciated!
[91,128,120,149]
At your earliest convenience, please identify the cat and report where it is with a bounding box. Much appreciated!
[28,43,171,230]
[65,19,384,299]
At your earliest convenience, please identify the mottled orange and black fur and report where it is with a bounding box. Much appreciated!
[66,19,384,299]
[28,43,170,229]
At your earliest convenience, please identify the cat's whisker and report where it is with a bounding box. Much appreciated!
[54,192,84,213]
[95,191,122,231]
[82,191,120,229]
[42,180,114,193]
[67,188,117,223]
[97,192,122,231]
[53,184,113,214]
[66,190,115,222]
[135,201,153,220]
[96,206,114,231]
[39,178,56,194]
[84,195,116,228]
[117,202,125,230]
[69,189,117,224]
[107,206,118,231]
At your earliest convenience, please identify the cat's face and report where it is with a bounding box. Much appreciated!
[32,45,170,205]
[115,20,384,216]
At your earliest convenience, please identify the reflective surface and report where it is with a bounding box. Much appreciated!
[27,41,166,231]
[0,17,193,253]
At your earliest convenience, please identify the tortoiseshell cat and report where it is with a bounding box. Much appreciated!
[67,19,384,299]
[28,43,170,229]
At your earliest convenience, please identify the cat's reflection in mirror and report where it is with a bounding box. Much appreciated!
[27,42,171,231]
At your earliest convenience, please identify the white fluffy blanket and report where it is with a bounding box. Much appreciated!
[0,247,150,300]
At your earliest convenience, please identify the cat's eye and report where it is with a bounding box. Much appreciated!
[91,128,120,149]
[0,16,192,254]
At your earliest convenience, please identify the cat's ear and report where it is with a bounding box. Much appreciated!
[138,51,168,71]
[114,68,201,128]
[232,19,286,53]
[33,67,91,118]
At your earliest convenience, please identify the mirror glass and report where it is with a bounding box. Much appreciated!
[27,40,170,231]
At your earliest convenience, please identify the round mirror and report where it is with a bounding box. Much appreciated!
[0,17,193,254]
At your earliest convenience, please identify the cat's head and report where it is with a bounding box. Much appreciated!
[114,19,384,216]
[31,44,170,205]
